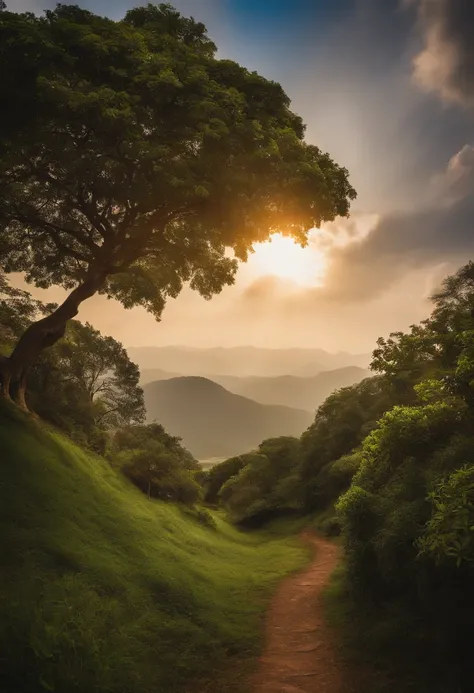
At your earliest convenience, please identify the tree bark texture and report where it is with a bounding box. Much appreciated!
[0,272,106,409]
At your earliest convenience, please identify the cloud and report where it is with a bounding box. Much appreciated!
[431,144,474,201]
[317,143,474,300]
[229,142,474,308]
[413,0,474,107]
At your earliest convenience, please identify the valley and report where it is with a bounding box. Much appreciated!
[136,347,370,459]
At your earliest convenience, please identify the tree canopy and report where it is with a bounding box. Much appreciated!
[111,422,200,503]
[0,2,355,309]
[0,3,355,403]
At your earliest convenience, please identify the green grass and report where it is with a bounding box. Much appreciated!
[0,401,308,693]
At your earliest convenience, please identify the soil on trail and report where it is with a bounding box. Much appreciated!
[251,532,352,693]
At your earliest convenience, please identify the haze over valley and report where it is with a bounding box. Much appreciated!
[128,346,371,378]
[132,346,370,458]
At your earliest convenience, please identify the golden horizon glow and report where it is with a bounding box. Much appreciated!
[249,233,327,287]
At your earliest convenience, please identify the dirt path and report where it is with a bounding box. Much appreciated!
[251,532,347,693]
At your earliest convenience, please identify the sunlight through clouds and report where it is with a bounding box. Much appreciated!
[248,234,327,287]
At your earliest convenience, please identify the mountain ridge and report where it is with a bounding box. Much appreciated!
[143,376,313,459]
[140,366,370,411]
[129,345,370,377]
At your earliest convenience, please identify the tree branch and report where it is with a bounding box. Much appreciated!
[15,216,92,264]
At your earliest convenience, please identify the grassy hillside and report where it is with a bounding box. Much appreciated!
[0,402,308,693]
[143,376,313,458]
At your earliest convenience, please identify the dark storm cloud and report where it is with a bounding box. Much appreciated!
[414,0,474,106]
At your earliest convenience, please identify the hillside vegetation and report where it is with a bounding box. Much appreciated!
[0,402,307,693]
[143,376,313,458]
[205,261,474,692]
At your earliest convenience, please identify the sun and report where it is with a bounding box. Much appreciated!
[249,233,327,287]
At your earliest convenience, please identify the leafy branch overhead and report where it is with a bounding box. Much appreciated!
[0,3,355,318]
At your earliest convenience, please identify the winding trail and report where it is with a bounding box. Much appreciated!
[251,532,349,693]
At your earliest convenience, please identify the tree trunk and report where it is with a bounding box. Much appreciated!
[0,271,107,410]
[0,357,11,399]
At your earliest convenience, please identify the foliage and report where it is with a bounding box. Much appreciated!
[303,452,362,533]
[0,400,307,693]
[0,2,355,336]
[299,376,394,512]
[204,454,250,504]
[370,324,439,401]
[0,274,144,448]
[0,272,53,346]
[214,378,392,529]
[30,320,144,434]
[219,437,302,525]
[418,464,474,567]
[333,261,474,690]
[111,422,201,504]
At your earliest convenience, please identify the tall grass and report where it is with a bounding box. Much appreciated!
[0,402,308,693]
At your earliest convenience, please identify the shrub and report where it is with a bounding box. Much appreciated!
[418,464,474,567]
[219,439,302,525]
[204,455,249,505]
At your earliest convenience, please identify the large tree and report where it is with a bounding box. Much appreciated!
[0,3,356,407]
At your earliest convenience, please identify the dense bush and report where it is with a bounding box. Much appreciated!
[111,424,202,505]
[204,455,250,505]
[299,376,395,512]
[219,438,302,525]
[334,262,474,690]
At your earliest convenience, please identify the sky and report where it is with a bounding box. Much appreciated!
[7,0,474,353]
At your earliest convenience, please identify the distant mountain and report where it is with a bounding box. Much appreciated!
[143,376,313,459]
[128,345,370,378]
[140,368,181,385]
[211,366,370,411]
[292,361,332,377]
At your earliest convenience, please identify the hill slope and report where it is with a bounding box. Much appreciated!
[212,366,369,410]
[0,403,306,693]
[144,377,313,458]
